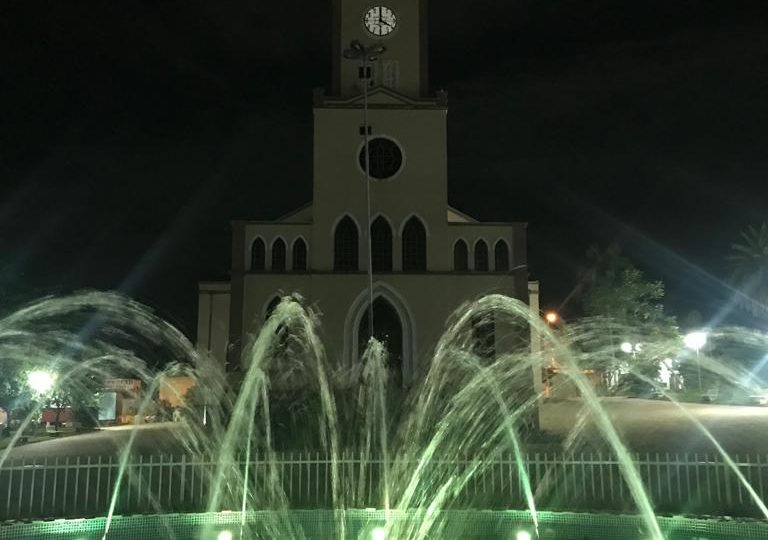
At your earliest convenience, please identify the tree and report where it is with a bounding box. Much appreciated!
[0,360,27,420]
[581,244,674,327]
[728,222,768,311]
[578,244,678,390]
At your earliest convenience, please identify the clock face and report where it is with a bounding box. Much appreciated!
[364,6,397,37]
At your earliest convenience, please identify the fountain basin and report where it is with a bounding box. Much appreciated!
[2,509,768,539]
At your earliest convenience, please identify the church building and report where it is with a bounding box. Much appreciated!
[196,0,539,385]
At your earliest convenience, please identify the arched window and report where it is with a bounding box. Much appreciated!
[292,238,307,271]
[402,216,427,272]
[271,238,286,272]
[453,240,469,271]
[358,297,403,386]
[334,216,359,271]
[494,240,509,272]
[474,240,489,272]
[251,238,266,272]
[371,216,393,272]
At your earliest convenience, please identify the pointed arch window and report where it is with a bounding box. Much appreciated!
[292,238,307,271]
[494,240,509,272]
[453,240,469,271]
[402,216,427,272]
[371,217,393,272]
[271,238,286,272]
[334,216,359,272]
[474,240,489,272]
[251,238,266,272]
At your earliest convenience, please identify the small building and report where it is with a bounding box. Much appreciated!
[158,376,196,408]
[99,378,142,425]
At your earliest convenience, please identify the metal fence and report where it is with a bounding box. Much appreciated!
[1,452,767,521]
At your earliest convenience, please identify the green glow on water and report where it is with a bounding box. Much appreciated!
[370,526,386,540]
[4,293,768,539]
[5,510,768,540]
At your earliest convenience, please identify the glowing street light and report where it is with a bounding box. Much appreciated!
[620,342,642,358]
[683,331,708,352]
[684,331,708,391]
[544,311,559,325]
[27,370,56,394]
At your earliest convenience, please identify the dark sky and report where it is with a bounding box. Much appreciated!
[2,0,767,336]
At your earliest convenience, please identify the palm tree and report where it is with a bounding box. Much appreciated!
[728,223,768,310]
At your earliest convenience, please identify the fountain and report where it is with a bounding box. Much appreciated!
[1,291,768,539]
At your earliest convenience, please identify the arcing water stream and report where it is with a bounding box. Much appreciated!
[1,292,767,539]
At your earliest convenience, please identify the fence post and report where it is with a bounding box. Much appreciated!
[62,457,70,516]
[28,458,36,519]
[96,456,102,512]
[17,458,24,519]
[39,457,48,517]
[724,454,733,507]
[180,454,186,509]
[84,456,92,514]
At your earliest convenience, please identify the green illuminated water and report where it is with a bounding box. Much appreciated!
[1,292,768,539]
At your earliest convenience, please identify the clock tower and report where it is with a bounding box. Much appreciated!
[332,0,429,98]
[312,0,449,276]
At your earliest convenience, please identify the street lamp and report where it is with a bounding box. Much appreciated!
[684,331,708,391]
[27,370,56,394]
[544,311,559,325]
[343,40,386,341]
[620,341,642,357]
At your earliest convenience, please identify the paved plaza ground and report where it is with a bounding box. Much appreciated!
[541,397,768,454]
[6,398,768,459]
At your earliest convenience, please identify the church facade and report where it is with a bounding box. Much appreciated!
[196,0,539,385]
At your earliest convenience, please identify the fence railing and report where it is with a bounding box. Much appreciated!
[1,452,767,521]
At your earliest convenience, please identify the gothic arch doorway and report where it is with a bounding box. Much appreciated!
[346,284,415,385]
[358,297,403,384]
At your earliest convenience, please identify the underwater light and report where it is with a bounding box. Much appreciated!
[217,530,233,540]
[371,526,386,540]
[516,531,532,540]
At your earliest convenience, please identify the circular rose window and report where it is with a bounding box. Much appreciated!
[359,137,403,180]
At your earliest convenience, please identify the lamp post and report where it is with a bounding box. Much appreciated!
[684,331,708,391]
[343,40,386,340]
[544,311,559,325]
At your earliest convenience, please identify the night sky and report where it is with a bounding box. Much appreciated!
[2,0,767,336]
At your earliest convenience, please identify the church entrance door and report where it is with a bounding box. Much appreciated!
[357,297,404,385]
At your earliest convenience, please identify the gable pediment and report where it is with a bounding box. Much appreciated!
[318,86,446,109]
